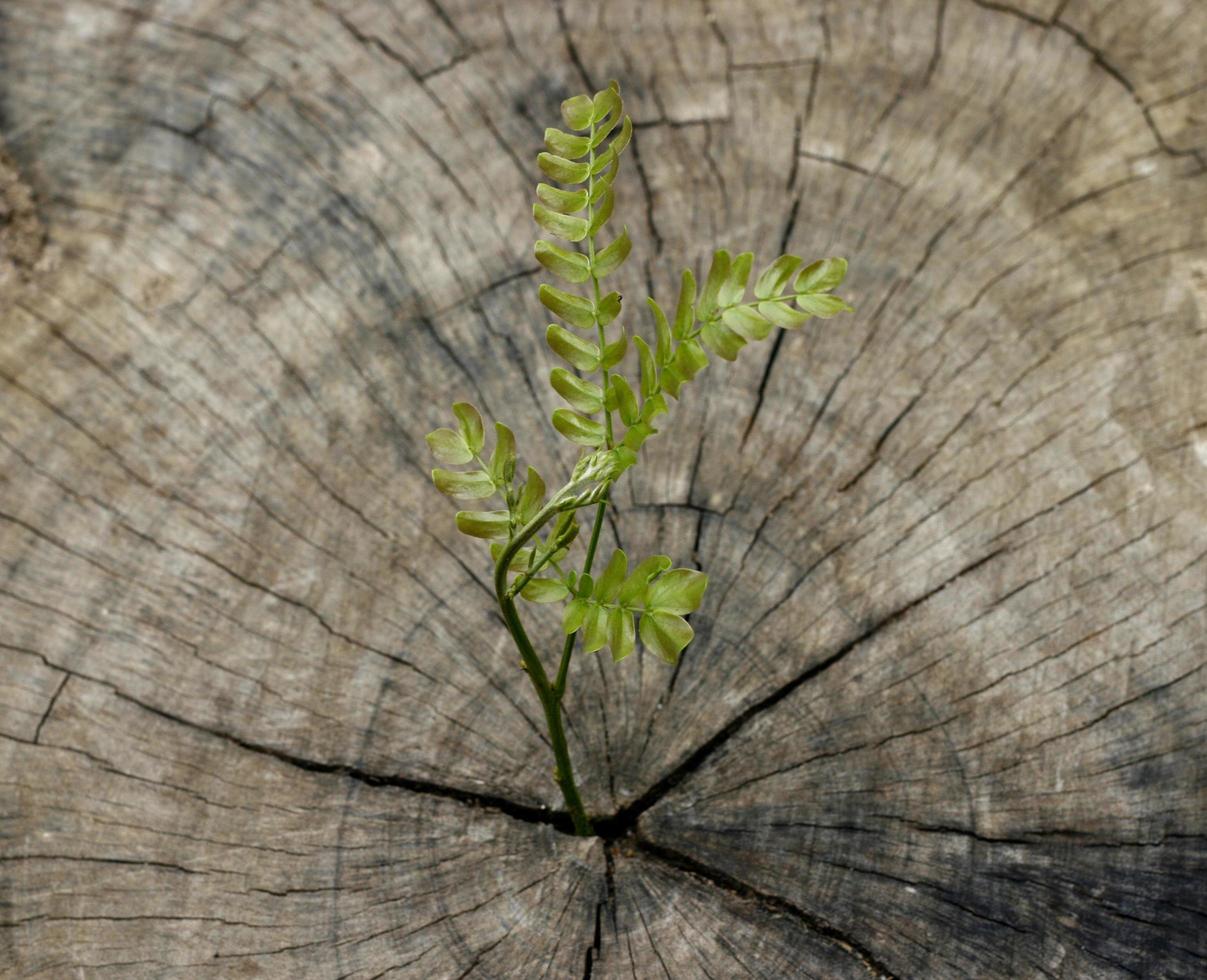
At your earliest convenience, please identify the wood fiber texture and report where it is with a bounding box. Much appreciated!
[2,1,1205,977]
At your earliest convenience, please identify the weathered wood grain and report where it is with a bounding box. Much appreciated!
[2,0,1204,976]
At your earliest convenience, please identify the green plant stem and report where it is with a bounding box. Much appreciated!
[495,505,594,835]
[553,494,608,699]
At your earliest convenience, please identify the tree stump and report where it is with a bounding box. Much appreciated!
[3,1,1205,976]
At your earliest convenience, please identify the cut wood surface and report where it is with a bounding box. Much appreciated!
[2,0,1205,976]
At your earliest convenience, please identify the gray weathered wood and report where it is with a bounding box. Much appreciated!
[2,0,1204,976]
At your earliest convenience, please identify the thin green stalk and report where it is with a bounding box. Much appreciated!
[495,503,593,835]
[553,494,608,699]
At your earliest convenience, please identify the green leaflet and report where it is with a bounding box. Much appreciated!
[594,550,628,604]
[538,152,590,184]
[608,607,636,662]
[544,127,591,159]
[601,327,628,369]
[426,427,472,465]
[758,300,811,329]
[633,336,657,398]
[587,186,615,238]
[552,408,606,447]
[432,468,495,500]
[721,306,774,341]
[455,510,510,540]
[718,251,753,307]
[452,402,485,455]
[550,368,604,414]
[646,298,673,366]
[610,374,640,426]
[540,284,596,329]
[534,203,588,243]
[620,555,671,604]
[639,611,694,665]
[754,254,803,300]
[673,269,696,339]
[796,293,854,317]
[521,578,570,603]
[794,256,847,294]
[536,183,589,213]
[645,568,708,615]
[535,240,591,283]
[696,249,730,321]
[582,602,608,653]
[593,227,631,278]
[489,422,516,485]
[516,466,546,524]
[597,291,622,326]
[546,323,600,371]
[561,94,594,130]
[700,317,747,361]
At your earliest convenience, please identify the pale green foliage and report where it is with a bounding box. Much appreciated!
[422,78,853,832]
[425,79,853,671]
[561,550,705,664]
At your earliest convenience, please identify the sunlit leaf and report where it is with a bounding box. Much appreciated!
[595,549,628,602]
[536,183,589,213]
[452,402,485,455]
[546,324,600,371]
[646,568,708,615]
[538,152,590,184]
[521,578,571,603]
[552,408,606,446]
[550,368,604,414]
[758,300,811,328]
[718,251,753,307]
[609,114,633,158]
[608,606,636,662]
[700,318,747,361]
[647,298,673,366]
[533,202,589,243]
[597,291,622,326]
[535,240,591,283]
[561,94,594,131]
[639,610,693,664]
[795,293,853,317]
[620,555,672,605]
[426,427,471,464]
[583,602,608,653]
[673,268,697,339]
[696,249,731,320]
[544,127,590,159]
[587,186,614,237]
[563,596,589,633]
[754,254,803,300]
[634,336,658,398]
[600,327,628,370]
[455,510,510,540]
[611,374,640,425]
[432,468,495,499]
[540,284,596,329]
[721,306,773,341]
[516,466,546,524]
[593,227,631,278]
[489,422,516,485]
[793,256,847,294]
